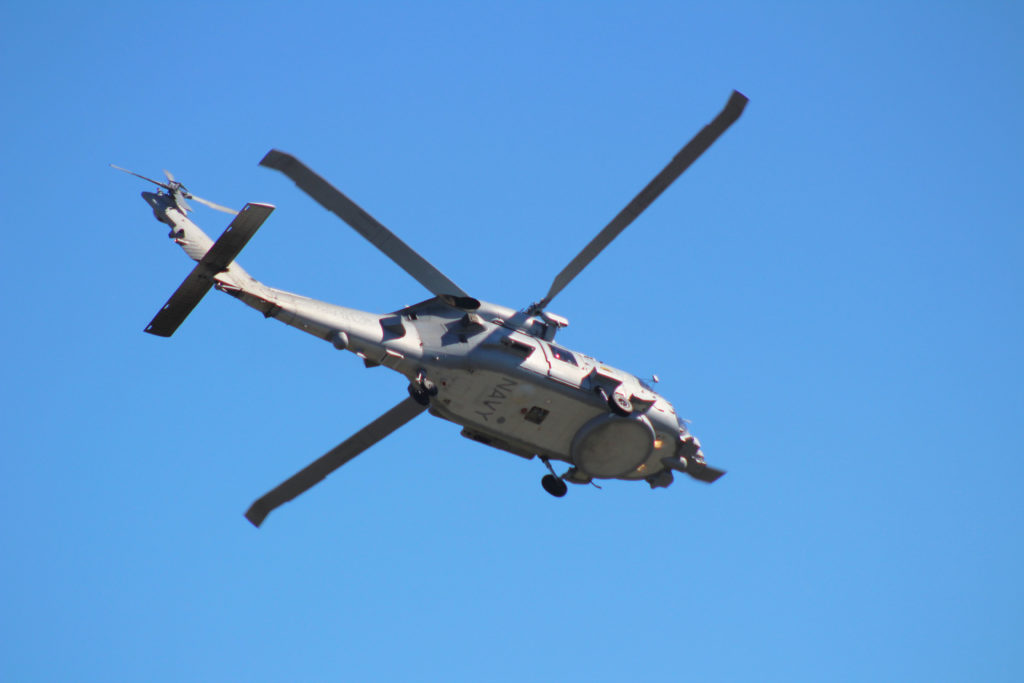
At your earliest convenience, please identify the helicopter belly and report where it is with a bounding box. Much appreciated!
[430,368,662,481]
[432,368,602,462]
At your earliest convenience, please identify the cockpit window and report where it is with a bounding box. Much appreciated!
[549,345,578,366]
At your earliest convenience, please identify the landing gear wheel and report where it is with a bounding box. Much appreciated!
[407,384,430,406]
[408,371,439,406]
[541,474,568,498]
[608,392,633,417]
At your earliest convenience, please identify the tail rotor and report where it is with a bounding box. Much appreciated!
[110,164,238,215]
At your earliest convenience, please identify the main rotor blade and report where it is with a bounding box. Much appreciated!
[530,90,748,314]
[259,149,470,298]
[244,395,427,527]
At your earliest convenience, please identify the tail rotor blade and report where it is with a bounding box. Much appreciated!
[530,90,748,314]
[244,395,427,527]
[110,164,170,190]
[114,165,237,215]
[187,193,238,215]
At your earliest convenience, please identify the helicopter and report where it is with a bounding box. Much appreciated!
[115,90,747,527]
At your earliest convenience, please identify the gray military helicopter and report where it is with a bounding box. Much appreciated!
[116,90,747,527]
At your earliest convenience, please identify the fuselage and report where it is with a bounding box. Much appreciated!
[143,190,703,488]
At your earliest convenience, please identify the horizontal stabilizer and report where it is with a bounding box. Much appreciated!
[145,203,274,337]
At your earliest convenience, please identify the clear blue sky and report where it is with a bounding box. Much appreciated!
[2,2,1021,681]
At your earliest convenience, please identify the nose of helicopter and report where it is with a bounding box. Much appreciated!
[677,432,703,462]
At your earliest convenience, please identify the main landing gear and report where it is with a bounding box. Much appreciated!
[540,456,568,497]
[407,371,438,406]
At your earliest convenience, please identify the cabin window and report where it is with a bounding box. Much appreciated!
[549,345,578,366]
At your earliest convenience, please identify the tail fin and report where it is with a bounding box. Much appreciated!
[145,203,274,337]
